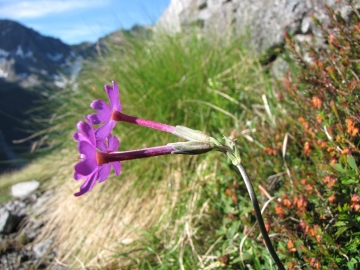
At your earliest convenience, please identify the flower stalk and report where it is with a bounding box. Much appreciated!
[97,141,214,164]
[111,110,176,134]
[221,136,285,270]
[236,164,285,270]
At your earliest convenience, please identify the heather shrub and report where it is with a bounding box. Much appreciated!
[217,4,360,269]
[278,5,360,269]
[199,4,360,269]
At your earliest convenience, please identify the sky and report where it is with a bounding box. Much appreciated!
[0,0,171,45]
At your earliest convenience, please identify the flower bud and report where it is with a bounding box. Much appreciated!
[173,126,211,143]
[168,141,214,155]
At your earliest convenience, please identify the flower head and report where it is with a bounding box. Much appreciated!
[74,119,121,196]
[88,81,122,140]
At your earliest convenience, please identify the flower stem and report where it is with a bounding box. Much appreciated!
[236,164,285,270]
[112,111,176,133]
[97,145,175,164]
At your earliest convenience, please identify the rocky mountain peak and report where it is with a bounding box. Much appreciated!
[0,19,81,88]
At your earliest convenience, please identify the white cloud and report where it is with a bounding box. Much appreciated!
[0,0,110,19]
[26,20,118,44]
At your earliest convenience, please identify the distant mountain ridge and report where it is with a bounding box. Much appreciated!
[0,20,152,88]
[0,19,86,88]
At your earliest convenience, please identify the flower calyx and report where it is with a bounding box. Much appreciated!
[169,141,214,155]
[173,125,211,143]
[212,136,241,166]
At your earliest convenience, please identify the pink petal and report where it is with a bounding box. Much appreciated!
[95,120,116,140]
[73,132,80,141]
[96,139,107,152]
[111,161,121,176]
[89,100,112,124]
[108,134,120,151]
[74,141,97,176]
[73,171,84,180]
[78,140,95,157]
[74,159,96,177]
[77,121,95,145]
[105,81,122,112]
[74,131,90,143]
[98,164,111,183]
[74,172,98,196]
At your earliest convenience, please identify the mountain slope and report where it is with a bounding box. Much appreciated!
[0,19,85,88]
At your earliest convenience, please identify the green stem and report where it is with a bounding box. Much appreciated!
[236,164,285,270]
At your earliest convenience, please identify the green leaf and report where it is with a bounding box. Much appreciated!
[334,221,347,227]
[335,226,350,238]
[232,252,253,263]
[295,239,303,257]
[227,221,239,239]
[347,155,359,172]
[347,257,358,270]
[333,163,347,173]
[278,241,286,253]
[341,178,358,184]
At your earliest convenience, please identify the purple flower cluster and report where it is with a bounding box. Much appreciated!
[74,81,213,196]
[73,81,178,196]
[73,119,120,196]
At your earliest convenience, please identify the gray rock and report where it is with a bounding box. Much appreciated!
[31,189,53,213]
[158,0,360,54]
[33,239,53,258]
[0,208,10,233]
[5,199,27,214]
[1,190,59,269]
[11,180,40,198]
[0,207,25,234]
[270,57,290,80]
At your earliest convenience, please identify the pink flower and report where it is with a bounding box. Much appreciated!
[88,81,122,140]
[73,119,121,196]
[88,81,176,140]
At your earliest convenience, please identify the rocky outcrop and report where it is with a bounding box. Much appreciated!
[158,0,359,53]
[0,182,60,269]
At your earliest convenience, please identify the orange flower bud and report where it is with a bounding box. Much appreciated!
[275,204,286,218]
[299,219,306,230]
[351,127,359,137]
[328,194,336,203]
[316,234,322,243]
[316,115,323,123]
[311,96,322,109]
[225,188,233,196]
[330,158,337,165]
[283,198,292,208]
[287,239,297,253]
[264,220,271,232]
[304,142,311,156]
